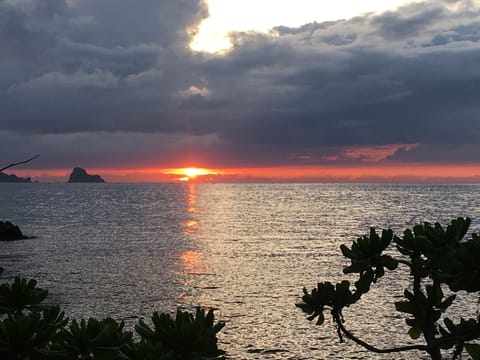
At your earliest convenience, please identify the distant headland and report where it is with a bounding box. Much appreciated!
[68,167,105,183]
[0,155,38,183]
[0,172,32,183]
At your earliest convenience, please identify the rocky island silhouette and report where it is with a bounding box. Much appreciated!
[68,167,105,183]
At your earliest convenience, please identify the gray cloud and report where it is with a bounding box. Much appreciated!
[2,0,480,170]
[188,0,480,160]
[388,143,480,163]
[0,0,207,134]
[372,2,447,40]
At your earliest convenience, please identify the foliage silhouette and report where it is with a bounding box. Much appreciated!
[0,305,67,359]
[135,308,225,359]
[0,277,225,360]
[0,277,48,314]
[297,217,480,360]
[57,317,133,359]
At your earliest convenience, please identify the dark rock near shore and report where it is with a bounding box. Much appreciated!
[68,167,105,183]
[0,221,30,241]
[0,172,32,183]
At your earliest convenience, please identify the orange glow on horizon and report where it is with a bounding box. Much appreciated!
[216,164,480,182]
[10,163,480,183]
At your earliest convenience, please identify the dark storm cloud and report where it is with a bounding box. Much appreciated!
[2,0,480,169]
[388,143,480,163]
[0,130,221,169]
[0,0,207,135]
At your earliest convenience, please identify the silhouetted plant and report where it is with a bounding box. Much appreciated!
[0,277,225,360]
[297,217,480,360]
[135,308,225,359]
[56,317,133,359]
[0,305,67,359]
[0,277,48,314]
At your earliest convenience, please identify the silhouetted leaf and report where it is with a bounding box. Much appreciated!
[466,343,480,360]
[408,326,422,340]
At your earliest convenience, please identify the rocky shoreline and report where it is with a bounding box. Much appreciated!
[0,221,32,241]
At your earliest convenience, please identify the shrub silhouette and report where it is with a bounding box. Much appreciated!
[135,308,225,359]
[0,276,225,360]
[0,277,48,314]
[297,217,480,360]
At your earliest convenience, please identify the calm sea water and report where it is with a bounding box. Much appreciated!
[1,183,480,359]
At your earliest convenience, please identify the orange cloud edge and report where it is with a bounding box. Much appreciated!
[10,163,480,183]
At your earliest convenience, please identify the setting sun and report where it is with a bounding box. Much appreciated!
[164,167,218,181]
[182,168,209,178]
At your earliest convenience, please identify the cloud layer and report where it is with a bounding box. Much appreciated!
[1,0,480,170]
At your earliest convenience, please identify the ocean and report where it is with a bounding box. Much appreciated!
[1,183,480,359]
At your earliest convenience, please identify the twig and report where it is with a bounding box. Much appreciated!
[333,311,428,354]
[452,342,464,360]
[397,259,412,267]
[334,309,480,357]
[0,155,39,173]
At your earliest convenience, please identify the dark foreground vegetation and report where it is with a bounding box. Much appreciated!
[298,217,480,360]
[0,277,225,360]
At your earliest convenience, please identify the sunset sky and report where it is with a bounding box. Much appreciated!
[2,0,480,182]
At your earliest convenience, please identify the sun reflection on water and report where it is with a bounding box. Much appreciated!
[182,183,200,235]
[180,250,207,275]
[182,220,199,235]
[178,182,207,277]
[187,182,196,213]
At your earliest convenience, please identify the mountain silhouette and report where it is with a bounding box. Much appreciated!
[68,167,105,183]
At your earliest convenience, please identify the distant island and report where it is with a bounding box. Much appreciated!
[68,167,105,183]
[0,172,32,183]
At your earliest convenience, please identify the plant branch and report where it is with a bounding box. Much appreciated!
[0,155,39,173]
[333,311,428,354]
[451,342,464,360]
[397,259,411,267]
[432,333,480,348]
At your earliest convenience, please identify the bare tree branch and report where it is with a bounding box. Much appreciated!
[0,155,39,173]
[333,311,428,354]
[332,304,480,358]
